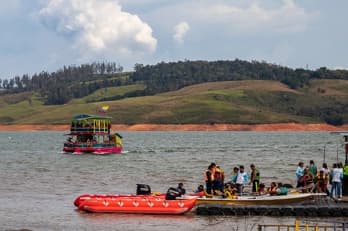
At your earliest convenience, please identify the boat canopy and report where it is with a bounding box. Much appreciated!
[72,114,112,120]
[70,114,112,134]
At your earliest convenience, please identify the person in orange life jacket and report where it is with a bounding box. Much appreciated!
[302,167,314,192]
[268,182,278,196]
[213,165,225,193]
[315,170,329,194]
[205,163,216,195]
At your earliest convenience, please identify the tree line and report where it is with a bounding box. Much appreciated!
[0,62,126,104]
[1,59,348,105]
[132,60,348,94]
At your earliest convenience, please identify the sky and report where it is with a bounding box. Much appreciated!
[1,0,348,79]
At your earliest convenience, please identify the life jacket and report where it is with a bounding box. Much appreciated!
[303,173,313,184]
[214,170,222,180]
[224,190,238,199]
[344,165,348,176]
[316,174,326,184]
[255,169,260,181]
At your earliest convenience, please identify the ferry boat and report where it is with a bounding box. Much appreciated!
[63,114,122,154]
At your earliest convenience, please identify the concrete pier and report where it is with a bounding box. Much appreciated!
[196,200,348,216]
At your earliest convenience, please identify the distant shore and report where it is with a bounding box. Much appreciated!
[1,123,348,131]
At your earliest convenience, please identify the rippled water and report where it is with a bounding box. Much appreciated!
[0,131,346,230]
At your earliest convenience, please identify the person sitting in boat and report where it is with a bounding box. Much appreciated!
[276,182,288,195]
[257,183,267,196]
[177,182,186,195]
[224,183,238,199]
[268,182,278,196]
[195,185,204,193]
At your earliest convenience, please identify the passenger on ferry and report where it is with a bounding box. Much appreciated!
[295,161,304,188]
[249,163,260,193]
[213,165,225,193]
[204,163,216,195]
[177,182,186,195]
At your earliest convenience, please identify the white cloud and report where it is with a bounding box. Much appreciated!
[155,0,316,35]
[38,0,157,58]
[173,22,190,44]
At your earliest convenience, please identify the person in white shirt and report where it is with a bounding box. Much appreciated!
[295,162,304,188]
[330,163,342,199]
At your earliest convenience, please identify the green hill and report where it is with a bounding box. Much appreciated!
[1,79,347,125]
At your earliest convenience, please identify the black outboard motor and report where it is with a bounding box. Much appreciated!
[136,184,151,195]
[165,187,182,200]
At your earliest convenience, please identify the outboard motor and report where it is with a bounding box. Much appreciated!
[136,184,151,195]
[165,187,182,200]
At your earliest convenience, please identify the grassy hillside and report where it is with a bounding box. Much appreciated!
[0,79,348,125]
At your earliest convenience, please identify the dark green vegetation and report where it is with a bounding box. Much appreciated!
[1,60,348,125]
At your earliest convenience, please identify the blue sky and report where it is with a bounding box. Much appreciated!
[1,0,347,79]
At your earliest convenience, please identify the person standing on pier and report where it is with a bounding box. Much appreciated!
[330,163,342,199]
[309,160,318,176]
[296,161,304,188]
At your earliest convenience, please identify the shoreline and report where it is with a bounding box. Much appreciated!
[1,123,348,131]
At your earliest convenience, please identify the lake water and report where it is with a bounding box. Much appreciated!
[0,131,346,230]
